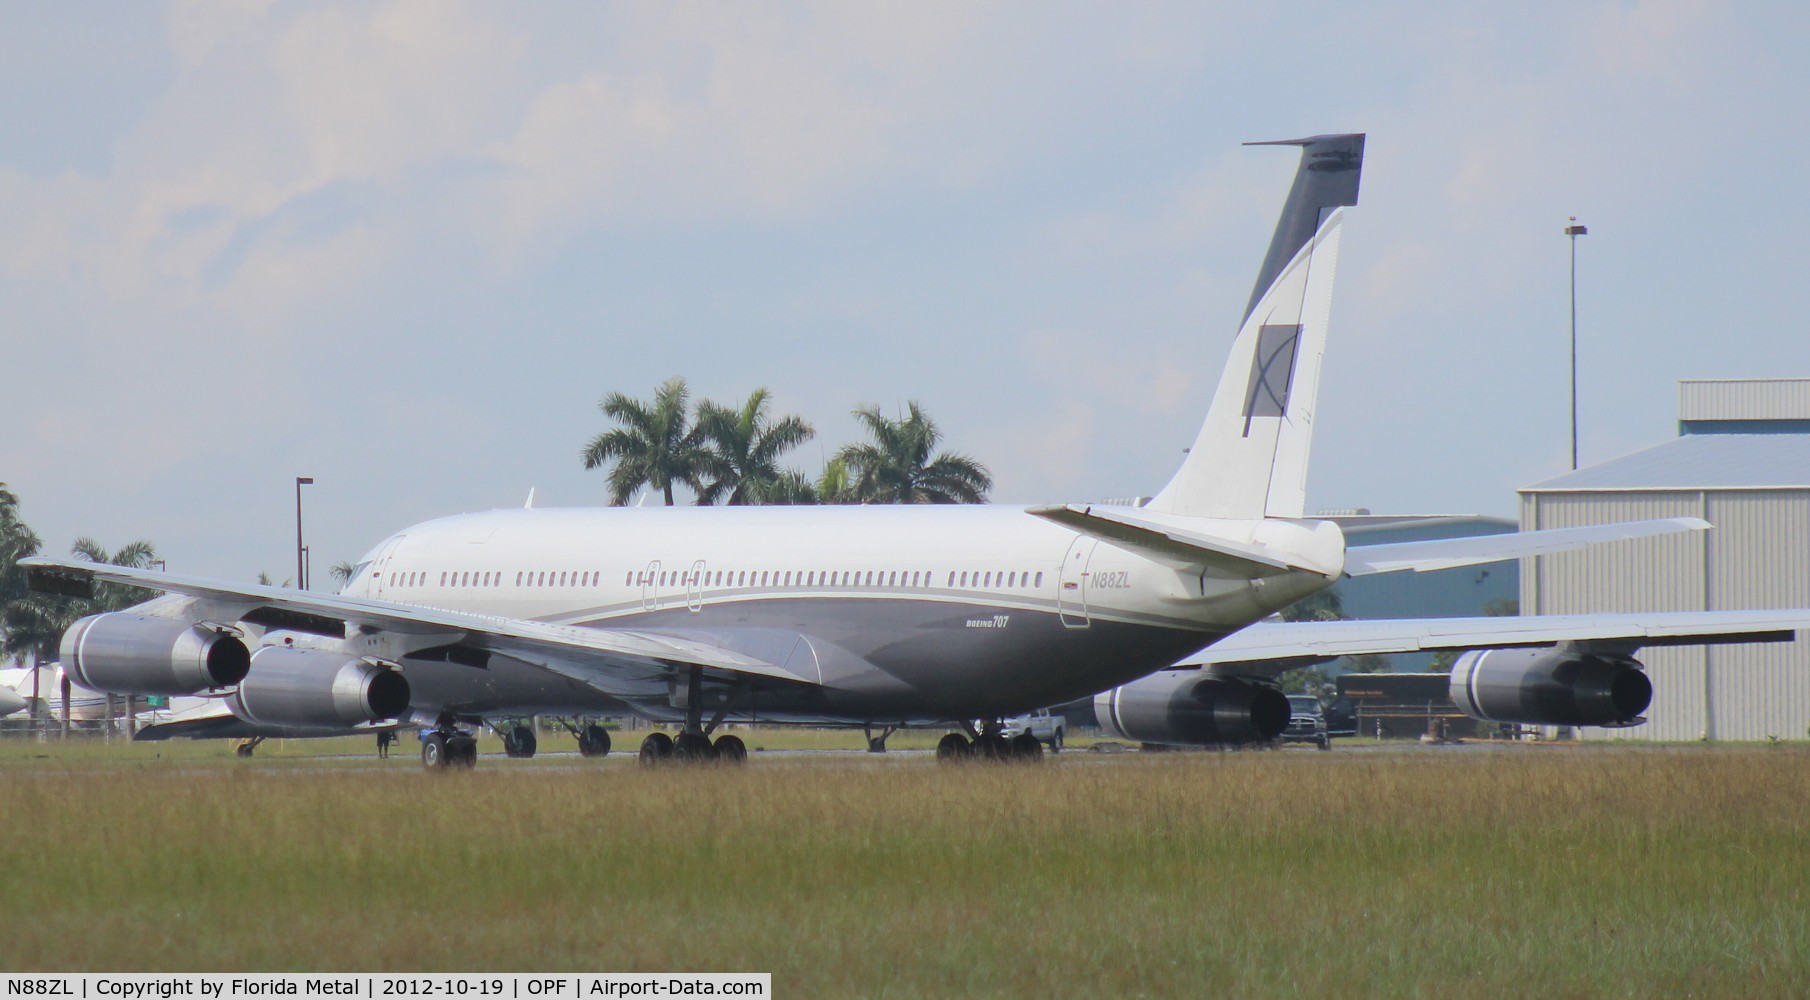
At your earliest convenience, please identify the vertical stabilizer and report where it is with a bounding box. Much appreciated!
[1148,133,1364,520]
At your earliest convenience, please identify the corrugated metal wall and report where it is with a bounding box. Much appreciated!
[1520,488,1810,741]
[1679,379,1810,421]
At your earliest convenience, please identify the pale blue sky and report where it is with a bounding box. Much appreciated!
[3,1,1807,581]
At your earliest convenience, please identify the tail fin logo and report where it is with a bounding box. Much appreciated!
[1241,323,1303,433]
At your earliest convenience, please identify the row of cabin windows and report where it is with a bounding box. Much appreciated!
[385,568,1049,591]
[625,568,1045,590]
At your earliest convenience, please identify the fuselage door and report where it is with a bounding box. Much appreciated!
[1058,536,1098,629]
[641,559,662,612]
[369,535,406,600]
[686,559,707,612]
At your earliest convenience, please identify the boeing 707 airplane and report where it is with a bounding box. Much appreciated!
[24,133,1804,765]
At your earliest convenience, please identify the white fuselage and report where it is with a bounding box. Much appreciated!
[337,504,1336,723]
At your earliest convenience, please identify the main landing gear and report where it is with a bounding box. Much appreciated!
[935,720,1045,764]
[421,728,478,769]
[638,666,747,767]
[233,736,267,759]
[501,724,538,759]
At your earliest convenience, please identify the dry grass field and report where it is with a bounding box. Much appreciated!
[2,739,1807,998]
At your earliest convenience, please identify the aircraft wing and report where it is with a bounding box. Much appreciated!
[1182,609,1806,669]
[1342,517,1709,575]
[18,558,822,694]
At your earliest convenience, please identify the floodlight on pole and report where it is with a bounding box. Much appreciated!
[1565,218,1588,470]
[295,477,314,590]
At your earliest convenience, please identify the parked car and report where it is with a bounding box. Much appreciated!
[1282,694,1332,750]
[1003,708,1067,751]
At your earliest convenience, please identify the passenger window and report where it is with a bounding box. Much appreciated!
[910,571,919,587]
[784,571,793,586]
[759,571,768,587]
[805,572,814,587]
[959,571,967,586]
[1035,572,1044,587]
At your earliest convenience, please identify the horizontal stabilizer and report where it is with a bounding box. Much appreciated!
[1343,517,1711,576]
[1025,505,1343,577]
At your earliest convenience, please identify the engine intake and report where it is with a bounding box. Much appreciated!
[1095,671,1290,746]
[229,647,411,729]
[61,613,251,695]
[1450,647,1651,728]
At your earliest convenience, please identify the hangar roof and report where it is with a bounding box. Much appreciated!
[1522,434,1810,492]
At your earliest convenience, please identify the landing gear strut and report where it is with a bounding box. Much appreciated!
[864,725,898,753]
[233,736,266,759]
[638,667,746,767]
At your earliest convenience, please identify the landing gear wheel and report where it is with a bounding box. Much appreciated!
[447,735,478,767]
[713,734,747,763]
[422,733,449,768]
[235,744,254,759]
[673,731,716,763]
[935,733,972,763]
[867,737,888,753]
[1010,733,1044,760]
[503,725,537,759]
[638,731,674,766]
[578,724,612,758]
[975,734,1012,761]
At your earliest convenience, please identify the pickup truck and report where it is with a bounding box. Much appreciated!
[1282,694,1333,750]
[1003,709,1067,751]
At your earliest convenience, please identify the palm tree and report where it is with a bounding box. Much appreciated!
[835,402,993,504]
[0,483,43,665]
[581,377,719,506]
[743,470,821,505]
[329,561,358,587]
[2,537,157,665]
[694,388,815,505]
[815,456,857,504]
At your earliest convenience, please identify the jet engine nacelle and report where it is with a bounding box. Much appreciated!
[1095,671,1290,746]
[229,647,411,729]
[1449,647,1652,728]
[60,613,251,695]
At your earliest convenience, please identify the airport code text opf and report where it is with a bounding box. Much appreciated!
[4,978,767,1000]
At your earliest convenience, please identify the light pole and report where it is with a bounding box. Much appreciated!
[1565,217,1588,470]
[295,476,314,589]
